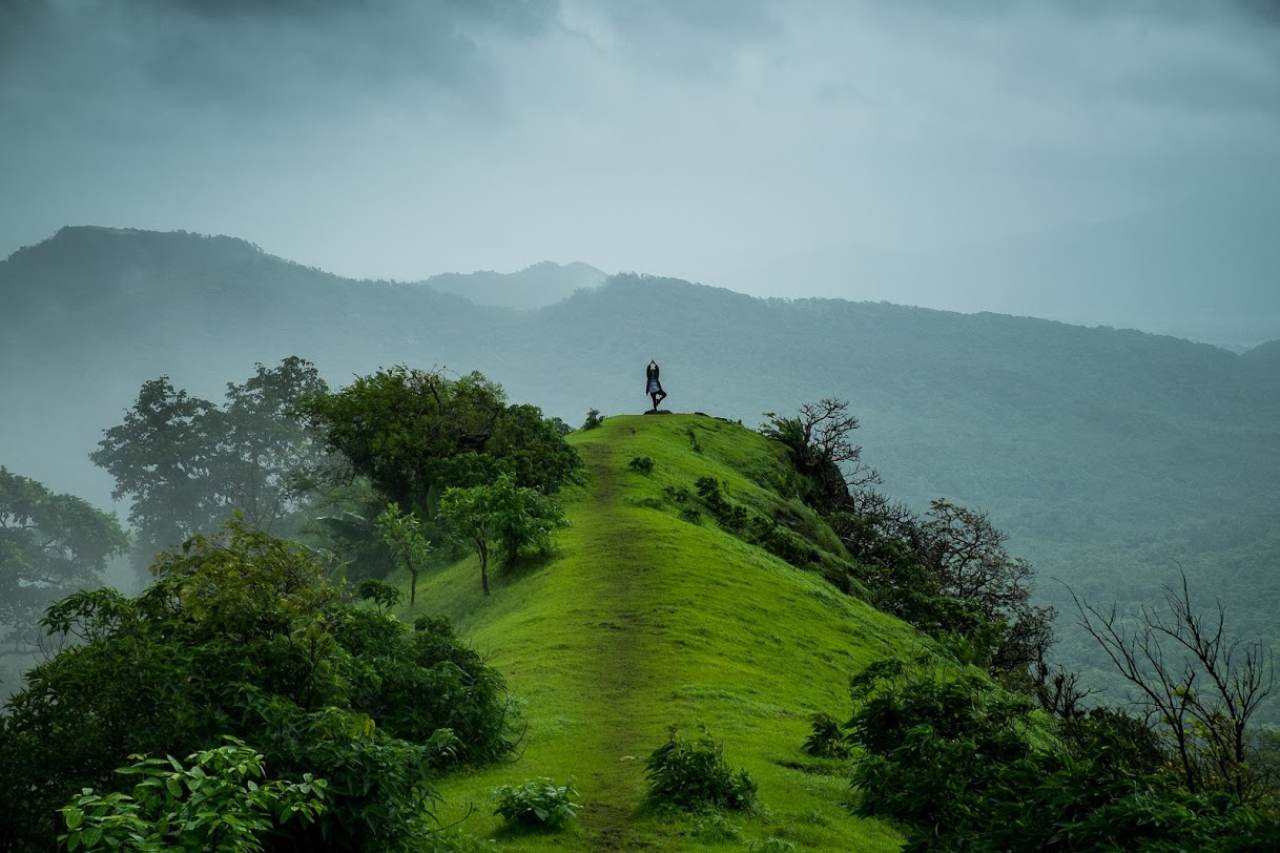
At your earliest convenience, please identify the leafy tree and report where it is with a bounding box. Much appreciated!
[438,475,566,595]
[214,356,331,532]
[59,739,327,852]
[0,521,511,850]
[90,377,222,560]
[376,502,431,606]
[0,467,127,653]
[303,367,579,519]
[90,358,328,565]
[761,399,877,513]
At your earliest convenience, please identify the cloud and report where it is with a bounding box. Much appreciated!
[1,0,1277,346]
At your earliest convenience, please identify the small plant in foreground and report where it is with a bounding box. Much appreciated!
[645,725,757,812]
[628,455,655,474]
[59,740,327,852]
[491,778,580,830]
[581,409,605,430]
[802,712,851,759]
[749,837,797,852]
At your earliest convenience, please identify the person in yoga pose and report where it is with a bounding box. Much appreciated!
[646,360,668,412]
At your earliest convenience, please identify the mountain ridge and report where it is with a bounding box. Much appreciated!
[1,225,1276,716]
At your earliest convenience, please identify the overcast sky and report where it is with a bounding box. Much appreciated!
[2,0,1278,346]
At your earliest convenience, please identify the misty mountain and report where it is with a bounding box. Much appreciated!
[424,261,607,310]
[2,225,1277,702]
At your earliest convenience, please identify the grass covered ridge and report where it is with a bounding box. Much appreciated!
[405,414,922,850]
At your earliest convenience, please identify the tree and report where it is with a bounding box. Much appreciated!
[375,502,431,606]
[0,520,512,849]
[90,377,222,560]
[1072,571,1275,801]
[214,355,330,533]
[90,358,329,565]
[438,475,565,596]
[0,467,128,653]
[761,399,877,513]
[302,367,579,519]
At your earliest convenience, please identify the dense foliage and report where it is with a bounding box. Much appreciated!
[58,740,328,853]
[644,726,757,813]
[438,474,566,595]
[836,658,1279,851]
[301,367,579,520]
[0,522,512,850]
[490,779,581,830]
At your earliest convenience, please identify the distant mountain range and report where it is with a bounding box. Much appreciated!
[2,225,1277,707]
[424,260,607,310]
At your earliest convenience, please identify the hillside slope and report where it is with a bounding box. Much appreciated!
[402,415,918,850]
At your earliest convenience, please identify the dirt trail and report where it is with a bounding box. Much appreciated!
[576,441,655,850]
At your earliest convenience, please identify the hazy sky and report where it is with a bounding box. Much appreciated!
[3,0,1278,346]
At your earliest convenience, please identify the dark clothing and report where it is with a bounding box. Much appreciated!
[646,362,666,408]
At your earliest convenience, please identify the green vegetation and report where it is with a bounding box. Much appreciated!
[491,779,581,831]
[836,657,1279,850]
[0,467,127,658]
[409,414,916,850]
[439,475,567,596]
[301,366,579,520]
[644,725,758,813]
[377,501,432,605]
[90,357,329,567]
[59,740,328,852]
[0,521,511,850]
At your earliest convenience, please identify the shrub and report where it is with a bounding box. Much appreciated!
[802,712,850,759]
[491,778,580,830]
[664,485,692,503]
[58,739,327,853]
[679,507,703,525]
[0,522,512,849]
[645,726,757,812]
[845,658,1280,851]
[749,839,797,853]
[581,409,605,430]
[628,455,655,475]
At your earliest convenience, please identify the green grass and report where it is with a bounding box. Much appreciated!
[402,414,920,850]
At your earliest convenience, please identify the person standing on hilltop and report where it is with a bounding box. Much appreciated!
[646,360,668,412]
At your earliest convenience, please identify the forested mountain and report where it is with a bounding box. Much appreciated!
[2,225,1277,701]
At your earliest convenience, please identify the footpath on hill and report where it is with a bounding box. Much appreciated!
[409,414,913,851]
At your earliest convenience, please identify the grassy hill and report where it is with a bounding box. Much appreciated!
[398,414,919,850]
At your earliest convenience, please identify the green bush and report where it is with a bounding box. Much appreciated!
[644,726,757,812]
[628,455,655,475]
[845,659,1280,851]
[802,712,850,759]
[491,778,580,830]
[581,409,605,430]
[0,522,512,850]
[58,739,326,853]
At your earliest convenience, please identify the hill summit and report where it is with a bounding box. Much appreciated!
[411,413,914,850]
